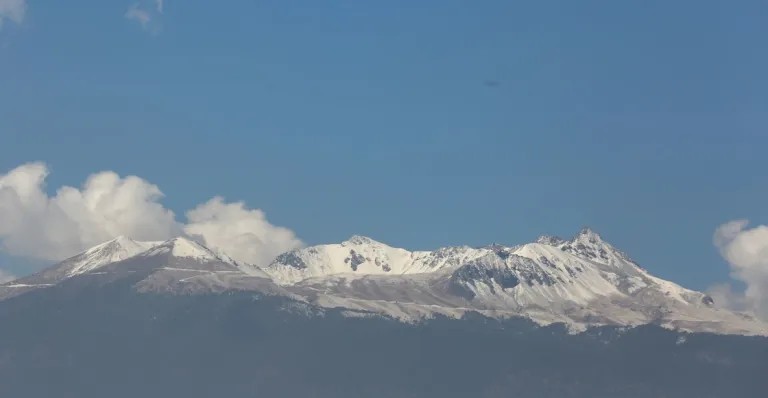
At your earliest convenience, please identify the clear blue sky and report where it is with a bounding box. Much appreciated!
[1,0,766,290]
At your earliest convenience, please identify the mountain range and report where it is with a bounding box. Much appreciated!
[3,228,766,336]
[1,228,768,397]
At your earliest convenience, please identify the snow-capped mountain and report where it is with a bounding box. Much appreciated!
[0,236,279,299]
[102,237,282,295]
[31,236,160,280]
[261,235,487,285]
[0,236,161,299]
[2,229,767,336]
[266,228,768,335]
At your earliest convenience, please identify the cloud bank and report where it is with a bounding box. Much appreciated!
[713,220,768,320]
[0,0,25,28]
[125,0,163,32]
[0,162,303,267]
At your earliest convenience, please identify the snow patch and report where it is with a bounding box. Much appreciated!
[141,237,222,262]
[62,236,161,277]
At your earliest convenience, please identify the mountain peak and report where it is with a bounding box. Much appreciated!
[343,235,383,246]
[535,235,566,246]
[535,228,603,247]
[574,227,603,243]
[84,235,167,258]
[554,227,640,267]
[6,236,161,285]
[78,236,160,264]
[88,235,135,251]
[142,236,222,262]
[111,235,132,242]
[164,237,214,257]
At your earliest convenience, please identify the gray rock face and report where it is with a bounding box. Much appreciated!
[345,249,366,271]
[449,258,521,299]
[274,251,307,270]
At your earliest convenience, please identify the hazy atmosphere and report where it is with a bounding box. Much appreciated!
[2,2,768,396]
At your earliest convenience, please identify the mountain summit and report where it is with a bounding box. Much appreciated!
[0,236,161,300]
[263,229,767,335]
[2,229,766,336]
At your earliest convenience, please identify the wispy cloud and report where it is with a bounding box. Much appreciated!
[125,6,151,28]
[712,220,768,320]
[0,162,303,267]
[0,0,26,28]
[125,0,164,33]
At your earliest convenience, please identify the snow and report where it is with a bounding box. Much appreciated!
[4,283,54,288]
[171,238,214,259]
[61,236,162,277]
[141,237,224,262]
[7,228,768,336]
[262,236,488,285]
[260,228,768,335]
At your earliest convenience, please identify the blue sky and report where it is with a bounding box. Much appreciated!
[0,0,766,290]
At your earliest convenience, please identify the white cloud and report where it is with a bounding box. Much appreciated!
[125,0,163,33]
[0,269,15,283]
[706,282,748,313]
[0,162,302,268]
[0,162,181,261]
[185,197,303,267]
[0,0,26,28]
[713,220,768,320]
